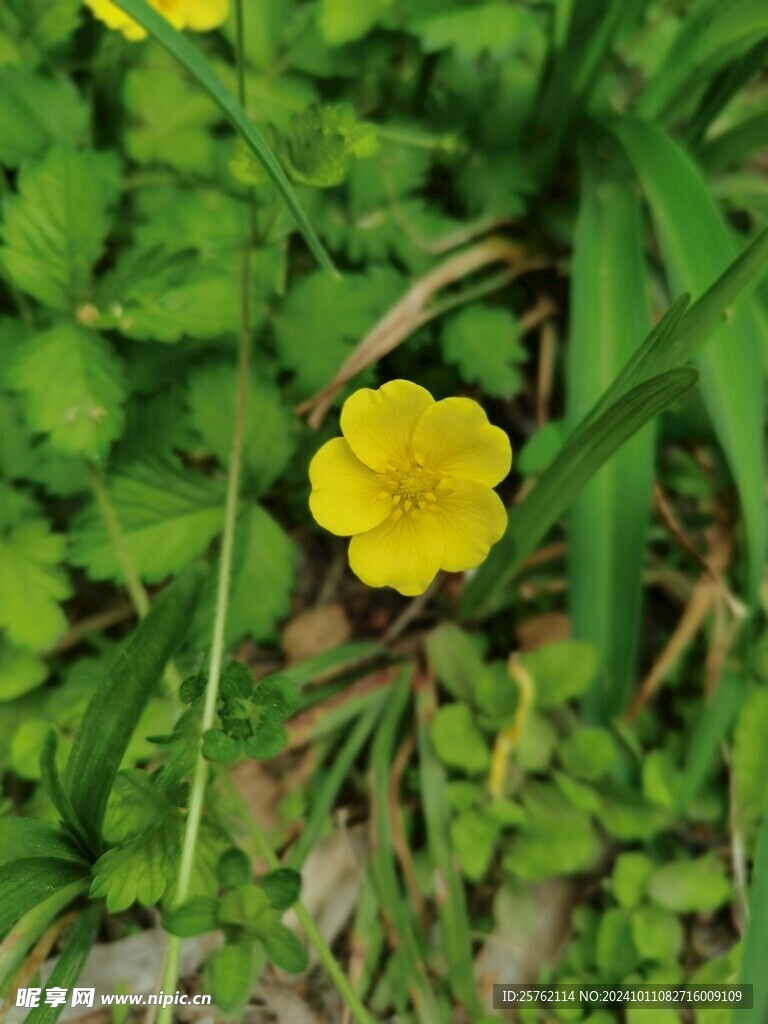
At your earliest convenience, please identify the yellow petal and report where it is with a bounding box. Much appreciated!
[84,0,147,38]
[412,397,511,486]
[432,478,507,572]
[348,510,443,596]
[184,0,229,30]
[340,379,434,472]
[309,438,391,537]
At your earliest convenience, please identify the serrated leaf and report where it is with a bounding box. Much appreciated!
[91,817,181,912]
[186,361,295,493]
[92,249,238,343]
[124,55,219,173]
[7,326,126,459]
[440,305,525,398]
[195,505,295,646]
[0,145,120,310]
[273,267,404,395]
[0,519,70,650]
[102,770,177,845]
[0,68,88,168]
[0,644,47,701]
[71,457,225,583]
[283,104,379,187]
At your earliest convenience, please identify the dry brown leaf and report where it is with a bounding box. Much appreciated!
[282,603,352,664]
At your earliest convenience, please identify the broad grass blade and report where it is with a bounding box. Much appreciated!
[612,118,766,601]
[568,136,653,720]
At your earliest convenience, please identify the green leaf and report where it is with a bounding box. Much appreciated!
[102,770,178,845]
[596,907,639,979]
[677,673,745,813]
[124,53,219,173]
[282,104,379,187]
[732,687,768,848]
[741,802,768,1024]
[260,868,301,910]
[0,857,88,941]
[261,922,309,972]
[557,727,618,780]
[460,369,698,619]
[186,361,295,493]
[72,457,225,583]
[520,641,600,709]
[611,118,766,600]
[0,818,85,868]
[0,644,47,700]
[503,785,602,881]
[631,905,684,964]
[319,0,389,45]
[0,519,70,650]
[217,848,252,889]
[0,145,120,311]
[430,704,489,775]
[164,897,220,937]
[7,326,126,460]
[0,1,81,59]
[450,809,500,881]
[425,623,486,703]
[111,0,334,273]
[204,941,256,1013]
[0,68,88,168]
[440,305,525,399]
[273,267,404,395]
[91,817,180,912]
[645,854,732,912]
[517,421,565,476]
[568,137,653,720]
[611,851,653,909]
[24,904,101,1024]
[195,505,295,646]
[92,250,238,343]
[64,567,203,850]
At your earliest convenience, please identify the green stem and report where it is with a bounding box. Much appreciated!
[156,4,253,1019]
[219,774,378,1024]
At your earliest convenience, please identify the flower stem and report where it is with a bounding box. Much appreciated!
[155,5,253,1018]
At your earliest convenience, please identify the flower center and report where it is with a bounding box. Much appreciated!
[378,449,441,520]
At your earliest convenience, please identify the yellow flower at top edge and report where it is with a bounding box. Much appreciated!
[309,380,512,596]
[84,0,228,40]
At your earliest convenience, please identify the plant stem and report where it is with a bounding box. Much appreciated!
[155,4,252,1019]
[218,773,378,1024]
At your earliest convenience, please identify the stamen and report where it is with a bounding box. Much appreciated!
[404,499,412,512]
[392,508,403,521]
[392,494,401,505]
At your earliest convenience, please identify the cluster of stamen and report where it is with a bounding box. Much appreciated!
[377,447,442,521]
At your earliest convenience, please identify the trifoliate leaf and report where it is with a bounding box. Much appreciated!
[0,644,47,701]
[284,104,378,187]
[0,145,120,310]
[0,68,88,168]
[124,56,219,174]
[91,818,181,912]
[6,326,126,459]
[71,457,225,583]
[195,505,295,646]
[186,361,296,493]
[414,4,541,59]
[273,267,403,395]
[431,704,489,774]
[319,0,390,45]
[0,519,70,650]
[91,249,238,343]
[440,305,526,399]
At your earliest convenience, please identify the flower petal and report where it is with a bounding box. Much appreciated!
[348,511,443,596]
[412,397,512,486]
[184,0,229,30]
[340,379,434,472]
[432,478,507,572]
[309,438,391,536]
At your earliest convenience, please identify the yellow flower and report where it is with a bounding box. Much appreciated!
[309,380,511,596]
[84,0,228,40]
